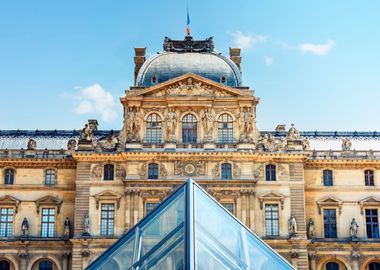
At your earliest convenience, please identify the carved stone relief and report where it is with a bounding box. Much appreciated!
[253,165,263,180]
[165,108,177,142]
[278,164,289,180]
[125,106,143,142]
[174,161,205,177]
[159,164,168,178]
[233,162,241,178]
[91,164,102,179]
[212,162,220,178]
[256,133,286,152]
[237,106,258,143]
[138,163,147,179]
[202,108,214,142]
[115,164,126,179]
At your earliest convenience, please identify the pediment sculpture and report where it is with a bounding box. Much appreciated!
[256,133,286,152]
[148,78,234,98]
[94,134,119,152]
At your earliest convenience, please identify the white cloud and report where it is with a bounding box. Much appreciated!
[265,56,274,66]
[299,39,335,56]
[73,84,117,122]
[230,31,267,50]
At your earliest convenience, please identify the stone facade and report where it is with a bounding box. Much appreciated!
[1,37,380,270]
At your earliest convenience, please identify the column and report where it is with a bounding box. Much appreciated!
[290,252,298,269]
[249,191,255,230]
[308,253,317,270]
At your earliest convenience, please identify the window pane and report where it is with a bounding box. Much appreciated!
[221,163,232,180]
[41,208,55,238]
[0,208,13,237]
[182,114,197,143]
[218,114,233,143]
[101,204,115,236]
[148,163,159,179]
[146,113,162,143]
[323,209,337,238]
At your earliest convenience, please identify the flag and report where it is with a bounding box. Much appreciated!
[186,7,190,35]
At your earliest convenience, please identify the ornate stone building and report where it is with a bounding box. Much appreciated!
[1,36,380,270]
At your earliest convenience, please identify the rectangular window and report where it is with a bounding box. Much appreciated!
[104,164,114,181]
[0,208,13,237]
[221,163,232,180]
[366,209,379,238]
[265,165,276,181]
[4,169,14,185]
[101,204,115,236]
[41,208,55,238]
[44,169,56,186]
[221,203,234,214]
[365,170,375,186]
[323,170,333,186]
[323,209,337,238]
[265,204,279,237]
[146,202,160,215]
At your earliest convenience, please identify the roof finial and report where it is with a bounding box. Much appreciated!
[186,2,191,36]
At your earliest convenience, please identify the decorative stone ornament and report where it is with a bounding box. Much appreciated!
[125,106,143,142]
[67,139,77,150]
[342,138,352,151]
[202,108,214,142]
[165,108,177,142]
[286,124,301,142]
[27,138,37,150]
[307,218,315,239]
[64,217,71,239]
[350,218,359,239]
[82,213,90,237]
[21,217,29,237]
[288,215,297,237]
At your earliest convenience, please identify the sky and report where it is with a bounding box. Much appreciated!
[1,0,380,131]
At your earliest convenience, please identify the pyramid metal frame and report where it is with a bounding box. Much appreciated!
[86,179,294,270]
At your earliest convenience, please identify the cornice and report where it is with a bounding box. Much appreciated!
[72,152,308,162]
[305,159,380,169]
[0,159,76,169]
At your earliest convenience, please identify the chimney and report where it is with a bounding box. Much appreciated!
[134,48,146,85]
[229,48,241,71]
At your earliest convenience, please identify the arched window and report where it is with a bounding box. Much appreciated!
[218,114,233,143]
[4,169,14,185]
[104,164,114,181]
[38,260,53,270]
[182,114,197,143]
[265,164,276,181]
[326,262,339,270]
[148,163,159,179]
[44,169,56,186]
[0,260,10,270]
[221,163,232,180]
[365,170,375,186]
[369,262,380,270]
[146,113,162,143]
[323,169,333,186]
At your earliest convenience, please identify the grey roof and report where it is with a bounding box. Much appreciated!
[1,130,380,150]
[135,52,242,87]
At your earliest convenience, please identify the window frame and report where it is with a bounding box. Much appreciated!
[265,164,276,181]
[145,113,162,144]
[365,169,375,187]
[323,208,337,238]
[4,168,15,185]
[40,208,55,238]
[44,168,57,186]
[221,163,232,180]
[217,113,233,143]
[147,163,159,180]
[103,164,114,181]
[100,203,115,236]
[265,203,279,237]
[365,208,379,239]
[323,169,334,186]
[0,207,14,237]
[182,113,198,143]
[220,202,234,215]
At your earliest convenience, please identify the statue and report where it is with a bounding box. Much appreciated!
[64,217,71,238]
[27,139,37,150]
[79,123,94,142]
[350,218,359,238]
[286,124,301,141]
[21,218,29,237]
[82,213,90,236]
[67,139,77,150]
[202,108,214,142]
[302,138,310,150]
[165,108,177,142]
[256,133,286,152]
[288,216,297,236]
[342,138,352,151]
[125,106,143,142]
[94,134,119,152]
[238,106,257,143]
[307,218,315,239]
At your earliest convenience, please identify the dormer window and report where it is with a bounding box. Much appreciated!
[220,76,227,84]
[151,75,158,84]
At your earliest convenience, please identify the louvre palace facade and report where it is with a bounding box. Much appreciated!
[1,35,380,270]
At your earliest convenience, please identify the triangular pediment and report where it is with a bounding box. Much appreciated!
[35,195,63,214]
[0,195,21,213]
[93,190,122,209]
[131,73,248,98]
[258,191,287,210]
[316,196,343,215]
[358,196,380,215]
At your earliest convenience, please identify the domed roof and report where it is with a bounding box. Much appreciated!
[135,37,242,87]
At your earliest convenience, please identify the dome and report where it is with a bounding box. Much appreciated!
[135,37,242,87]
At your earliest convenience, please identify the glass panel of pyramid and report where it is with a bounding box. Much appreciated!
[86,179,294,270]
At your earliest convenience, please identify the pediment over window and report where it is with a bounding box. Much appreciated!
[316,196,343,215]
[93,190,122,209]
[139,189,171,199]
[0,195,21,213]
[125,73,250,99]
[358,196,380,215]
[207,189,241,199]
[257,191,287,210]
[35,195,63,214]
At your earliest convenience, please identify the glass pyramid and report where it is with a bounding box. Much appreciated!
[86,179,294,270]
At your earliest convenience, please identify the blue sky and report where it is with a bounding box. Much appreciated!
[1,0,380,131]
